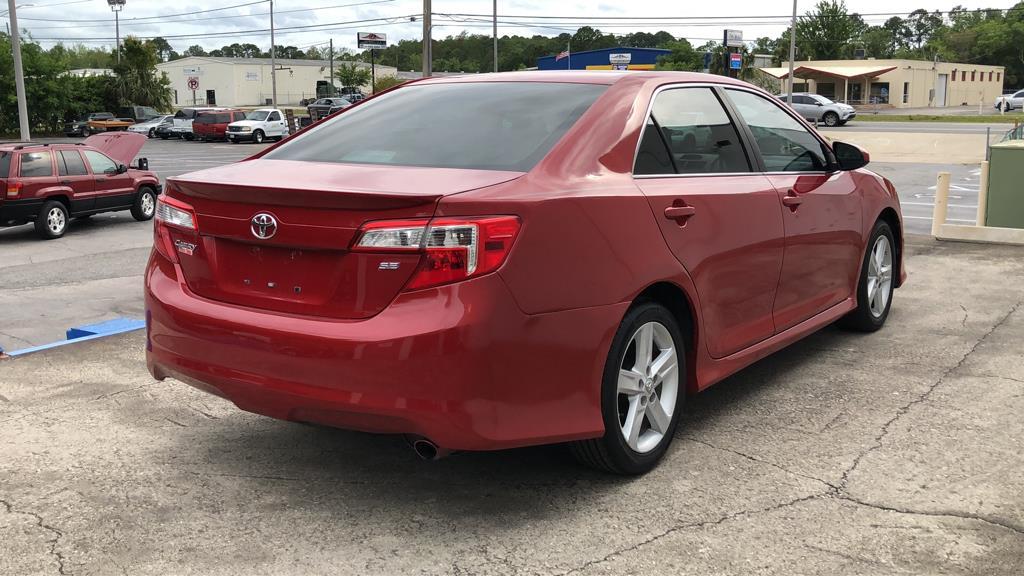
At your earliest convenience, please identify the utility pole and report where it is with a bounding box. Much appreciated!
[421,0,431,78]
[7,0,30,140]
[107,0,125,63]
[270,0,277,105]
[786,0,797,105]
[492,0,497,72]
[329,38,335,95]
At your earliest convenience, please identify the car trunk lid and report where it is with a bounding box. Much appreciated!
[165,159,522,319]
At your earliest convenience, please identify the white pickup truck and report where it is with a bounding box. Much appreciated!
[995,89,1024,112]
[225,108,290,144]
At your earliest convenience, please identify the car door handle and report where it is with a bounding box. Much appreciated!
[664,204,696,224]
[782,190,804,211]
[60,180,71,186]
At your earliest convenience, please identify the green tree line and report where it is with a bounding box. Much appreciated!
[1,34,171,135]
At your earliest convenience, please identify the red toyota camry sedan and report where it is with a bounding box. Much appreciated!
[146,71,904,474]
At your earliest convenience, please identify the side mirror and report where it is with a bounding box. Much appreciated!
[117,163,128,174]
[833,141,869,171]
[136,158,149,171]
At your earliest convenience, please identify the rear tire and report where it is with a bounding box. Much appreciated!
[131,187,157,221]
[35,201,69,240]
[81,127,91,137]
[840,220,896,332]
[148,128,155,138]
[570,302,685,475]
[823,112,840,127]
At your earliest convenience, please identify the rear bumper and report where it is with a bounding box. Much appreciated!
[144,252,623,451]
[0,199,43,225]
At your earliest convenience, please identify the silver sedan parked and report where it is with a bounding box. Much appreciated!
[779,93,856,126]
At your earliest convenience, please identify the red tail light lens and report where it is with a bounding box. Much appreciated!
[153,194,198,263]
[354,216,521,290]
[6,181,23,198]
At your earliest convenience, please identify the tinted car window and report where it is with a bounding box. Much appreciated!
[59,150,89,176]
[634,118,675,175]
[726,89,830,172]
[640,87,749,175]
[268,82,606,172]
[83,150,118,174]
[0,152,10,178]
[268,111,281,121]
[20,151,54,177]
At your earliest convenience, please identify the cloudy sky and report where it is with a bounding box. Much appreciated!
[5,0,1016,56]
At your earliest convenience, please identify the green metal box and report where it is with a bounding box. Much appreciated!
[987,140,1024,230]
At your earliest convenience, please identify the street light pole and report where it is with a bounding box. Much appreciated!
[270,0,277,105]
[6,0,30,140]
[422,0,431,78]
[786,0,797,105]
[107,0,125,63]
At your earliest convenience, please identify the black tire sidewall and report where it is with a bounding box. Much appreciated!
[598,302,686,474]
[856,221,895,329]
[254,130,264,144]
[36,201,68,239]
[132,188,156,221]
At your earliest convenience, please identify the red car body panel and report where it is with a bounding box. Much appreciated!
[145,71,905,450]
[193,110,245,141]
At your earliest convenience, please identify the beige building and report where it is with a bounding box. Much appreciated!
[759,59,1005,108]
[156,56,397,108]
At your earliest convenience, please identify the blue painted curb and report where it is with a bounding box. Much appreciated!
[4,317,145,358]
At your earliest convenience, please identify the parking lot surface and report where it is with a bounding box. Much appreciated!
[2,236,1022,575]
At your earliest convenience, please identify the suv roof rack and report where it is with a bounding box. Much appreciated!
[13,142,51,150]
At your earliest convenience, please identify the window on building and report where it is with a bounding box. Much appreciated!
[989,71,993,82]
[870,82,890,104]
[816,82,836,99]
[903,82,910,104]
[174,89,178,104]
[952,69,957,82]
[971,71,976,81]
[997,72,1001,82]
[962,71,967,81]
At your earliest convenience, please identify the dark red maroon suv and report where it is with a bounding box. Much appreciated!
[192,110,246,142]
[0,132,160,239]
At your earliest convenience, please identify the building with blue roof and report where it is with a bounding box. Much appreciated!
[537,47,671,71]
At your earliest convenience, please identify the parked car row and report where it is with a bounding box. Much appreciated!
[64,106,164,137]
[160,107,291,144]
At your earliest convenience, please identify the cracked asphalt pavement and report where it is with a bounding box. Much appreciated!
[1,236,1023,575]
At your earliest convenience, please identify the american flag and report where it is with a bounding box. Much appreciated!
[555,49,569,61]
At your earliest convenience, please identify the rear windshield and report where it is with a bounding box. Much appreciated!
[196,113,230,124]
[0,152,10,178]
[265,82,607,172]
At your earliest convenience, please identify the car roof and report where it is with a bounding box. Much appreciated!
[413,70,753,87]
[0,142,87,152]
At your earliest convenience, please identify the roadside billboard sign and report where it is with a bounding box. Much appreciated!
[357,32,387,49]
[725,29,743,47]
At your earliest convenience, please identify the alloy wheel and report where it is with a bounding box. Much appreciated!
[47,207,66,235]
[617,321,679,454]
[866,235,893,318]
[140,192,155,217]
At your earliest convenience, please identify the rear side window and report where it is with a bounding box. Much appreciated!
[20,151,54,177]
[725,89,830,172]
[83,150,117,174]
[634,87,750,175]
[266,82,607,172]
[0,152,10,178]
[59,150,89,176]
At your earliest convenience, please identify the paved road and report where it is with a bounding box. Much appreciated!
[821,121,1014,135]
[2,237,1022,575]
[871,162,980,235]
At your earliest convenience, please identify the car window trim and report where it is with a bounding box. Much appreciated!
[721,85,837,173]
[631,83,758,178]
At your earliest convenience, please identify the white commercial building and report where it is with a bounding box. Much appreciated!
[156,56,397,108]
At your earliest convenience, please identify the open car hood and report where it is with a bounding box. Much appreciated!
[84,132,146,166]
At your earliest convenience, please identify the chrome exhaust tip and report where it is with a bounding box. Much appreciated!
[406,436,451,461]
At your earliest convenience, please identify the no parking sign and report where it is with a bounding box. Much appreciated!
[187,77,200,90]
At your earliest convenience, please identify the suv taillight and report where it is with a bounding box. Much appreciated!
[153,193,197,262]
[6,181,23,198]
[354,216,521,290]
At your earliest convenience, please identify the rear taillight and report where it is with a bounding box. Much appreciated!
[6,181,23,198]
[153,194,197,263]
[354,216,521,290]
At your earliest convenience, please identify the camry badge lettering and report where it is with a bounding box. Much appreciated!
[174,240,196,256]
[378,262,400,270]
[251,213,278,239]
